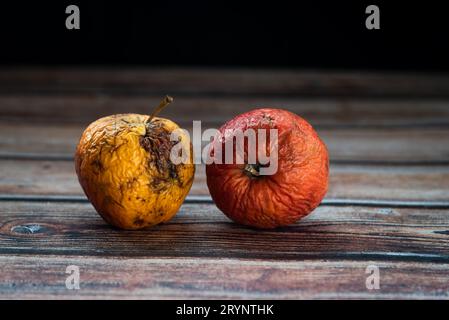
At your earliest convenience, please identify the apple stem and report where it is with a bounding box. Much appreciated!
[244,164,261,177]
[146,95,174,124]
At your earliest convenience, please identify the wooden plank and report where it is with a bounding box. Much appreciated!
[1,123,448,163]
[1,95,449,127]
[327,165,449,201]
[1,255,448,299]
[1,68,449,98]
[1,201,448,261]
[1,160,449,201]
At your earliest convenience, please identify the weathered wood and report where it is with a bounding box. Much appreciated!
[1,68,448,300]
[1,123,449,163]
[1,201,448,261]
[1,95,449,128]
[1,160,449,201]
[1,255,448,299]
[1,68,449,98]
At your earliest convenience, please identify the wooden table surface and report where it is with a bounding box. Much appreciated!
[1,67,449,299]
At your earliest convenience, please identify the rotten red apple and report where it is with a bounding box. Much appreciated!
[206,108,329,229]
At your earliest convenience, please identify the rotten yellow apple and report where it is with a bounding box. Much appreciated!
[75,96,195,229]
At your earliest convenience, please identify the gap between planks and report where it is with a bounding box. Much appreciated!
[3,152,449,166]
[1,194,449,209]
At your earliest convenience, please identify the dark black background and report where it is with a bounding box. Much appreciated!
[1,1,448,71]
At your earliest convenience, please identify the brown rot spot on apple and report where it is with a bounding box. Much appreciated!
[133,217,145,226]
[91,158,104,173]
[139,120,175,173]
[150,176,169,192]
[140,121,183,192]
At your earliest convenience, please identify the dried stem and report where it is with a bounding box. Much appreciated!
[146,95,174,124]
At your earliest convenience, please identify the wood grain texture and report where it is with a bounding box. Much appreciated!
[1,68,449,299]
[1,201,449,261]
[1,123,449,163]
[1,160,449,201]
[1,255,448,299]
[1,95,449,128]
[1,68,449,97]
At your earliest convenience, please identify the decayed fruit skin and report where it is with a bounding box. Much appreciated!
[75,113,194,230]
[206,108,328,229]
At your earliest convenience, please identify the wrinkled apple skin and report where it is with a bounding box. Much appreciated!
[75,114,195,230]
[206,108,329,229]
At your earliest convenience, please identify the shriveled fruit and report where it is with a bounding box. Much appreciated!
[206,108,328,229]
[75,97,195,229]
